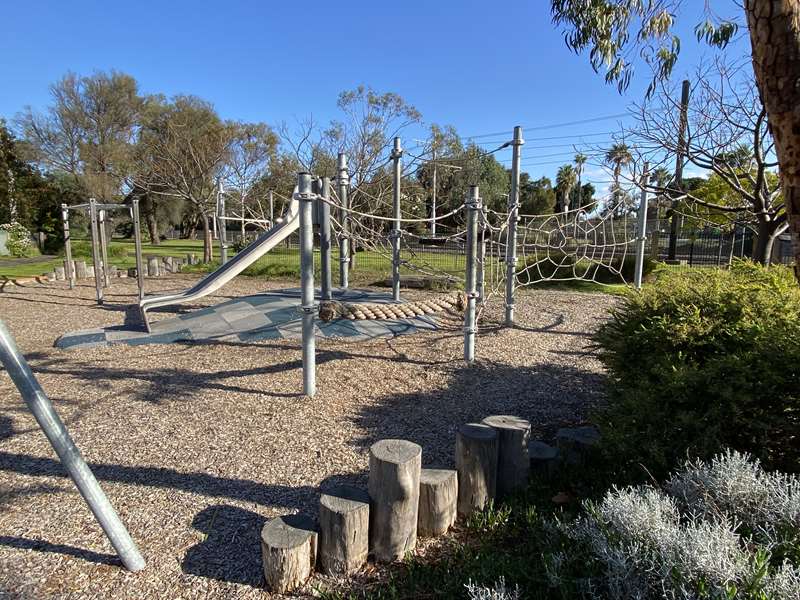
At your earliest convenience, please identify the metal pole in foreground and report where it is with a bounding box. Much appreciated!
[337,154,350,289]
[476,206,486,304]
[131,198,146,301]
[505,126,524,326]
[634,163,650,290]
[0,320,146,572]
[320,177,333,301]
[391,137,403,302]
[61,204,74,289]
[217,181,228,265]
[464,186,481,363]
[88,199,104,305]
[98,208,111,287]
[298,172,316,397]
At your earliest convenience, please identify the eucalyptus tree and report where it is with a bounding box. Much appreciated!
[550,0,800,275]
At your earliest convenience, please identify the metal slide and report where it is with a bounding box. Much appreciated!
[139,193,300,331]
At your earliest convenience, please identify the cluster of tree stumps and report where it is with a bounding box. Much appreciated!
[44,254,198,282]
[261,414,566,595]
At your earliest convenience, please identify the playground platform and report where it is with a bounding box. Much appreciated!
[55,288,439,350]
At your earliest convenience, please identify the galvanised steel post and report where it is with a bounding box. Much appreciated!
[337,153,350,289]
[391,137,403,302]
[298,172,316,397]
[634,163,650,290]
[131,198,145,301]
[320,177,333,301]
[61,204,74,289]
[217,181,228,265]
[505,126,524,326]
[464,186,481,363]
[0,320,146,572]
[88,199,104,305]
[476,205,486,304]
[98,208,111,287]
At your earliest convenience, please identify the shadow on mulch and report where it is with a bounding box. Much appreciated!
[350,361,606,466]
[0,535,119,567]
[181,471,366,589]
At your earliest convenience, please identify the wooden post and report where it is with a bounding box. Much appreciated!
[75,260,87,279]
[417,468,457,537]
[146,256,159,277]
[318,485,370,575]
[482,415,531,497]
[368,439,422,562]
[455,423,498,517]
[162,256,174,273]
[54,266,66,281]
[260,514,317,594]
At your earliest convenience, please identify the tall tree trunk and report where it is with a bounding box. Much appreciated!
[146,211,159,245]
[745,1,800,278]
[752,219,780,265]
[201,212,213,263]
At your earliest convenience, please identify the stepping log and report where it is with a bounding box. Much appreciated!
[418,468,457,537]
[482,415,531,497]
[368,439,422,562]
[555,426,601,466]
[529,440,559,480]
[54,266,66,280]
[456,423,498,517]
[146,256,159,277]
[318,485,370,575]
[162,256,174,273]
[75,260,87,279]
[260,514,317,594]
[127,267,138,278]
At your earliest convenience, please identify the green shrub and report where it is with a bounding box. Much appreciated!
[69,240,128,259]
[593,261,800,478]
[1,222,33,257]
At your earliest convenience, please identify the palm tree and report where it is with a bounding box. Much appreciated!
[555,165,577,213]
[573,152,588,210]
[605,143,632,212]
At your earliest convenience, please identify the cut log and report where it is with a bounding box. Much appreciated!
[455,423,498,517]
[555,426,601,466]
[318,485,370,575]
[528,440,560,480]
[75,260,87,279]
[368,439,422,562]
[162,256,174,273]
[260,514,317,594]
[54,266,65,281]
[146,256,159,277]
[482,415,531,497]
[417,468,457,537]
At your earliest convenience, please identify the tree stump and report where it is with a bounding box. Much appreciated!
[417,468,457,537]
[162,256,174,273]
[482,415,531,497]
[54,266,65,280]
[368,439,422,562]
[260,514,317,594]
[529,440,559,480]
[455,423,498,517]
[173,258,183,272]
[318,485,370,575]
[127,267,138,278]
[146,256,159,277]
[555,426,601,466]
[108,265,118,278]
[87,265,95,278]
[75,260,87,279]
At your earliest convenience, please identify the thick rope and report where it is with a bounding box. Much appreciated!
[318,292,466,322]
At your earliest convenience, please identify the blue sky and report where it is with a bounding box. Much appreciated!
[1,1,750,189]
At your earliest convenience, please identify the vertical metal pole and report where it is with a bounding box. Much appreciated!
[337,154,350,289]
[431,148,437,237]
[269,190,274,225]
[668,79,690,261]
[61,204,74,289]
[0,320,146,572]
[464,186,480,363]
[131,198,145,301]
[476,206,486,304]
[298,172,316,397]
[505,126,524,326]
[320,177,333,300]
[391,137,403,302]
[217,181,228,265]
[98,208,111,287]
[634,164,650,289]
[88,199,104,305]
